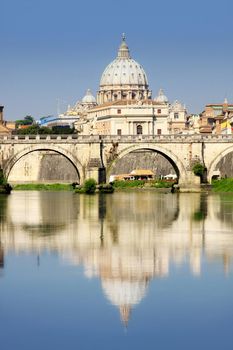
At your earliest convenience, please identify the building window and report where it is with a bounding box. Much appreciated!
[174,113,179,119]
[117,109,121,114]
[157,129,161,135]
[137,125,143,135]
[117,129,122,135]
[158,109,161,114]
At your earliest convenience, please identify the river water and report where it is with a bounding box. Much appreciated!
[0,191,233,350]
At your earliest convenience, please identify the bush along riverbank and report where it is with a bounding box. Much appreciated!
[212,179,233,192]
[112,179,175,189]
[12,179,174,193]
[14,178,233,193]
[0,169,12,194]
[75,179,114,194]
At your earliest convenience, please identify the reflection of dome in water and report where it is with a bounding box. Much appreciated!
[102,278,148,325]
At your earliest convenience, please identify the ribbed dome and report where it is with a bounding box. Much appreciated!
[171,100,184,110]
[82,89,96,104]
[100,35,148,88]
[100,59,148,87]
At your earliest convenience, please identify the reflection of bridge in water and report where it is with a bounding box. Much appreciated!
[2,134,233,188]
[0,192,233,325]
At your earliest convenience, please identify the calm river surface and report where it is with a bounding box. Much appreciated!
[0,191,233,350]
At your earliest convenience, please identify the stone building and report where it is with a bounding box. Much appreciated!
[199,99,233,134]
[39,89,97,128]
[0,105,15,134]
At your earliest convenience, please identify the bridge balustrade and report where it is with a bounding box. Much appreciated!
[1,133,233,143]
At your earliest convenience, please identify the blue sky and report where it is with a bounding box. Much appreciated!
[1,0,233,120]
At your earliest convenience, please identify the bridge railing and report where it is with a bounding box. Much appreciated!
[1,133,233,142]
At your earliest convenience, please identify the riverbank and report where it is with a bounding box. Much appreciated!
[13,184,73,191]
[211,178,233,192]
[10,179,233,193]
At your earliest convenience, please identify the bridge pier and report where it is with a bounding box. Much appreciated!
[179,171,201,192]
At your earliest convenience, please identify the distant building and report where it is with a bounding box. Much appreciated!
[38,89,97,129]
[38,115,77,128]
[0,105,15,134]
[199,99,233,134]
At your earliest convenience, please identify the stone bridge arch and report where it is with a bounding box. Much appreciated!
[4,144,84,183]
[106,144,187,183]
[208,145,233,182]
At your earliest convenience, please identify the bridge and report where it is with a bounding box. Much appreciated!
[0,133,233,190]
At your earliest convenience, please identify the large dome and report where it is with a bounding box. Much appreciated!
[100,56,148,87]
[97,35,151,104]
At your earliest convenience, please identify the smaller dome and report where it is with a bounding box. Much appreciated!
[82,89,96,104]
[171,100,184,111]
[155,89,168,103]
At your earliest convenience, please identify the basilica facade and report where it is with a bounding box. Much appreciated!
[63,35,188,135]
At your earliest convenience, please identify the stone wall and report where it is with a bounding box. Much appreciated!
[110,150,174,177]
[8,151,79,183]
[216,151,233,178]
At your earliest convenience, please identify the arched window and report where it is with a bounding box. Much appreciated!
[137,125,143,135]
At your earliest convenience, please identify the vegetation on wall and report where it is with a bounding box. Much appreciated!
[192,163,205,177]
[0,169,7,186]
[0,168,12,194]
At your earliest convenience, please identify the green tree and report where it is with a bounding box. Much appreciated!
[192,163,205,177]
[16,115,34,127]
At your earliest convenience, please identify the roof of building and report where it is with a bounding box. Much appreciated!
[206,104,233,107]
[130,169,155,176]
[88,99,164,112]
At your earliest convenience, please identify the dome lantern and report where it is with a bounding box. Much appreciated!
[117,33,131,59]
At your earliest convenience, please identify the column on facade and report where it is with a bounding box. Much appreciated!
[100,92,104,104]
[129,121,134,135]
[147,121,151,135]
[104,93,109,103]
